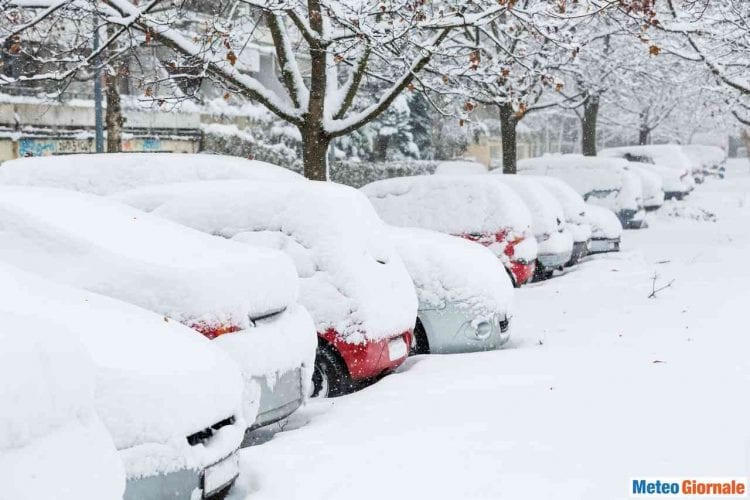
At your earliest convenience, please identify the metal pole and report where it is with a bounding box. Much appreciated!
[93,12,104,153]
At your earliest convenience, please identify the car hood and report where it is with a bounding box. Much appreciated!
[0,262,244,451]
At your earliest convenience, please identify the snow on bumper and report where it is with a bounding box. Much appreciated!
[212,304,317,427]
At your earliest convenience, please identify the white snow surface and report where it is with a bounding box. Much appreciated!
[626,161,690,194]
[515,155,642,212]
[0,262,245,478]
[0,153,301,195]
[682,144,727,168]
[583,203,623,239]
[229,158,750,500]
[600,144,697,172]
[434,160,488,176]
[0,187,299,330]
[115,180,418,343]
[388,227,514,320]
[565,222,592,243]
[625,164,665,208]
[361,175,537,263]
[0,312,125,500]
[519,175,588,225]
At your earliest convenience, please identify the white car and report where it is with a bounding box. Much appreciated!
[515,175,593,266]
[361,175,538,287]
[0,153,302,194]
[600,145,696,195]
[516,155,647,230]
[489,174,575,280]
[583,203,624,254]
[389,227,514,354]
[624,163,665,211]
[0,312,125,500]
[0,262,245,500]
[0,186,316,432]
[114,180,418,398]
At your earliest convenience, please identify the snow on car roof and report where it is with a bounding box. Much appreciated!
[434,160,488,176]
[600,145,696,171]
[0,153,302,195]
[682,144,727,167]
[624,163,664,207]
[584,203,623,239]
[624,161,688,194]
[488,175,566,237]
[115,180,418,343]
[0,310,125,500]
[0,186,299,330]
[389,227,513,320]
[517,175,588,224]
[0,261,244,471]
[516,155,641,212]
[360,175,532,235]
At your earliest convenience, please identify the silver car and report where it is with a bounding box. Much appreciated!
[388,227,514,355]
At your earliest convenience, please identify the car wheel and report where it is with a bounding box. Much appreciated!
[410,318,430,355]
[310,345,351,398]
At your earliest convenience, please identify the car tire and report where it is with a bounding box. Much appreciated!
[410,318,430,356]
[310,344,351,398]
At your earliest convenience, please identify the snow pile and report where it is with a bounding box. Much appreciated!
[626,161,689,195]
[518,176,592,242]
[657,200,717,222]
[0,153,302,195]
[0,187,299,333]
[0,262,245,477]
[434,160,488,176]
[388,227,514,320]
[0,311,125,500]
[115,180,418,343]
[584,203,623,239]
[516,155,641,212]
[625,163,665,208]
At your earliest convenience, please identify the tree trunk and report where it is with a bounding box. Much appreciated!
[499,103,518,174]
[302,126,330,181]
[105,70,124,152]
[638,127,650,145]
[581,96,599,157]
[105,26,124,153]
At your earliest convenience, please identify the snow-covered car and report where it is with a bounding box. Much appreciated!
[0,312,125,500]
[114,180,417,398]
[515,175,592,267]
[600,145,696,194]
[624,163,665,211]
[389,227,514,354]
[489,174,574,281]
[682,144,727,179]
[434,159,488,175]
[0,186,316,432]
[516,155,647,230]
[361,175,538,287]
[583,203,624,254]
[0,262,245,500]
[0,152,302,194]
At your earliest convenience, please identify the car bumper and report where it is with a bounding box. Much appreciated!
[507,259,535,287]
[538,251,572,271]
[664,191,687,200]
[588,237,620,254]
[565,240,589,267]
[320,330,412,380]
[418,305,510,354]
[249,366,305,430]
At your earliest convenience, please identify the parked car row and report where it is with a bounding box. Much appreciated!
[0,144,715,499]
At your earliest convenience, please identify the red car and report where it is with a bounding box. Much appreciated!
[361,175,538,287]
[115,180,419,397]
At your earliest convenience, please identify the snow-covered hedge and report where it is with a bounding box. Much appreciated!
[330,159,438,188]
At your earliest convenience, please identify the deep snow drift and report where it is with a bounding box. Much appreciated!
[231,159,750,500]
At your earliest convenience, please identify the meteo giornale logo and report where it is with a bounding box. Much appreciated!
[631,478,748,497]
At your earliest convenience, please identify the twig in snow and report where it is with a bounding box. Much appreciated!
[648,272,675,299]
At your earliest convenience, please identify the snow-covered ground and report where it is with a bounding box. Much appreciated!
[231,159,750,500]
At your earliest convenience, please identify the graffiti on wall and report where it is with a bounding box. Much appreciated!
[18,137,165,157]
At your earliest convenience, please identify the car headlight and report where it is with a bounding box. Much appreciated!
[474,321,493,340]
